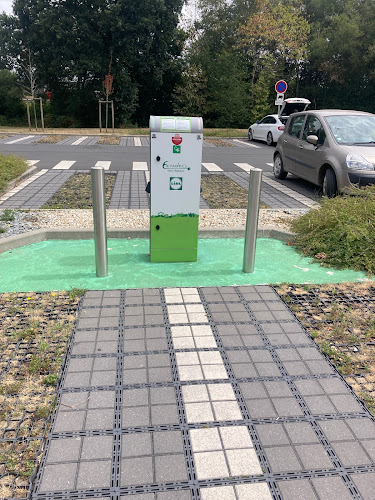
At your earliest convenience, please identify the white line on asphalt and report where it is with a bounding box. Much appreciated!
[52,161,76,170]
[134,137,142,146]
[27,160,40,167]
[266,163,273,167]
[202,163,223,172]
[234,163,256,172]
[95,161,111,170]
[133,161,148,170]
[145,171,150,182]
[5,135,35,144]
[0,169,48,204]
[71,136,88,145]
[262,176,318,207]
[232,139,261,148]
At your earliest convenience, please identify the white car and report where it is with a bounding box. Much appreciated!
[248,114,286,146]
[248,98,311,146]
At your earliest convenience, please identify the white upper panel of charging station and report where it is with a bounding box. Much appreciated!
[150,116,203,134]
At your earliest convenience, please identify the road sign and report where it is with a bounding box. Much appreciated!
[275,93,284,105]
[275,80,287,94]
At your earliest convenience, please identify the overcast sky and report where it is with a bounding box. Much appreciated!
[0,0,12,14]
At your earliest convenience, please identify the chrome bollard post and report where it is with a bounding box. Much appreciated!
[243,168,262,273]
[91,166,108,277]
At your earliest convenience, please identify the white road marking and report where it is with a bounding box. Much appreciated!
[71,136,88,145]
[134,137,142,146]
[266,163,273,167]
[262,176,318,207]
[232,139,260,148]
[133,161,148,171]
[202,163,223,172]
[234,163,255,172]
[95,161,111,170]
[27,160,40,167]
[0,169,48,204]
[145,171,150,182]
[6,135,35,144]
[52,160,76,170]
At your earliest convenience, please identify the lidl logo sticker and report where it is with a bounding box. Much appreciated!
[170,177,182,190]
[173,145,181,154]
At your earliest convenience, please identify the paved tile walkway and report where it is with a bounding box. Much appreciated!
[32,285,375,499]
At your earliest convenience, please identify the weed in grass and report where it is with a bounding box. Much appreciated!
[35,406,50,419]
[43,374,58,386]
[0,209,16,222]
[69,288,86,301]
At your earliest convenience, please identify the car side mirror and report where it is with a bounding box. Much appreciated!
[307,135,318,146]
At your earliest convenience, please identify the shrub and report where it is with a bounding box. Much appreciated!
[291,186,375,274]
[0,153,28,195]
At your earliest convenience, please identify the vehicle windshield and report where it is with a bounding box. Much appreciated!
[325,115,375,144]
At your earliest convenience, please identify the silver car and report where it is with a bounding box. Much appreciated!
[273,110,375,196]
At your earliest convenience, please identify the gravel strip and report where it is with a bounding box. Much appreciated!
[0,209,308,238]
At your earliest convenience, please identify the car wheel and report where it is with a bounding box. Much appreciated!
[248,129,253,141]
[273,154,288,179]
[266,132,274,146]
[322,167,338,197]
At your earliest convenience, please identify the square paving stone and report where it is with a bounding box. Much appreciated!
[255,424,289,446]
[81,435,113,460]
[331,441,372,466]
[85,409,114,430]
[153,431,184,454]
[284,422,320,444]
[121,457,153,485]
[122,434,152,457]
[347,417,375,439]
[264,446,302,473]
[76,460,111,489]
[311,476,353,500]
[277,479,317,500]
[295,444,333,470]
[155,454,188,482]
[46,438,81,463]
[53,411,85,433]
[318,419,355,441]
[39,463,77,492]
[158,491,192,499]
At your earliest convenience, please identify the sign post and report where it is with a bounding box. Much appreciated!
[149,116,203,262]
[274,80,287,114]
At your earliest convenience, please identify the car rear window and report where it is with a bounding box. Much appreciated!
[287,115,305,138]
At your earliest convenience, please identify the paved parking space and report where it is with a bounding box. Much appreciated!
[32,285,375,499]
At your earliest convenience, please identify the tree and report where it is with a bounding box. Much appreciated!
[0,69,24,123]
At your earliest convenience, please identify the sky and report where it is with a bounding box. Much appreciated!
[0,0,12,14]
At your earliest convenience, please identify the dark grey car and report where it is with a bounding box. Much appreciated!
[273,110,375,196]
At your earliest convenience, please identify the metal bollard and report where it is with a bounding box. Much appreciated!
[91,166,108,277]
[243,168,262,273]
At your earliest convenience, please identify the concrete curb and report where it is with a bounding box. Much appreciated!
[2,165,37,195]
[0,226,294,254]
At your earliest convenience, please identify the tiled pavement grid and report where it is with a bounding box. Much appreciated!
[31,285,375,500]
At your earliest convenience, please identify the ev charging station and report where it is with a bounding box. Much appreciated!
[149,116,203,262]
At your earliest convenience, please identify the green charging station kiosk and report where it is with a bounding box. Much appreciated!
[149,116,203,262]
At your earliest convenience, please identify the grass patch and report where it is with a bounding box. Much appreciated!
[42,172,116,209]
[0,153,28,196]
[0,209,16,222]
[0,291,80,497]
[201,174,268,209]
[34,135,68,144]
[276,283,375,414]
[291,185,375,274]
[97,136,121,145]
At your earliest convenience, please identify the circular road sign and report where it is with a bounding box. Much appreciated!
[275,80,287,93]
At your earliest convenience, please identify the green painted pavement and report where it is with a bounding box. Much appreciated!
[0,238,369,292]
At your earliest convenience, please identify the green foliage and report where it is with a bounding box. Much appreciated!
[43,374,58,386]
[291,186,375,273]
[0,69,24,121]
[0,153,28,195]
[69,288,86,301]
[0,209,16,221]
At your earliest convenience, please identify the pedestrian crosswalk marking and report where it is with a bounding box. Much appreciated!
[266,163,273,167]
[72,136,88,145]
[202,163,223,172]
[6,135,35,144]
[0,169,48,204]
[234,163,255,172]
[232,139,260,148]
[134,137,142,146]
[52,160,76,170]
[133,161,148,170]
[95,161,111,170]
[27,160,40,167]
[262,176,317,207]
[145,171,150,182]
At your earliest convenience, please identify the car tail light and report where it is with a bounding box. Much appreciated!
[278,126,285,131]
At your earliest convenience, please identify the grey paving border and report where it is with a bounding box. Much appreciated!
[0,226,294,254]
